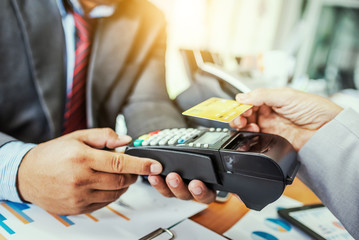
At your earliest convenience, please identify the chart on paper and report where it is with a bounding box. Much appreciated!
[0,180,207,239]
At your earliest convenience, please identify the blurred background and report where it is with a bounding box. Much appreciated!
[149,0,359,112]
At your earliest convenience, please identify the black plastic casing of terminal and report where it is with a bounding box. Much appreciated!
[125,130,300,211]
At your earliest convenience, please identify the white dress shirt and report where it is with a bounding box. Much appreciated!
[0,0,115,203]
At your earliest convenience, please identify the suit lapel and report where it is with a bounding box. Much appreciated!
[87,10,140,127]
[12,0,66,137]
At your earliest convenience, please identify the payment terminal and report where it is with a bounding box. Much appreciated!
[125,128,300,210]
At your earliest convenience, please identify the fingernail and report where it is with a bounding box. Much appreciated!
[191,187,203,195]
[148,176,158,186]
[119,135,132,142]
[168,179,179,188]
[150,163,162,174]
[234,117,242,126]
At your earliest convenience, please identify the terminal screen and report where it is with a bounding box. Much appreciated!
[193,132,227,145]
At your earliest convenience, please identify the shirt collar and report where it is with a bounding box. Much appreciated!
[57,0,68,17]
[57,0,115,18]
[88,5,115,18]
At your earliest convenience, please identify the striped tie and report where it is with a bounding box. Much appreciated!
[63,12,92,134]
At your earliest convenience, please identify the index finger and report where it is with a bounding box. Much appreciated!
[236,88,295,107]
[89,149,163,175]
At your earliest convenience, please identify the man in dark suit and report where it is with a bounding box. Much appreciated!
[0,0,215,215]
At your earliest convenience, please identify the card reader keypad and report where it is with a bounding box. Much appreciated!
[133,128,228,148]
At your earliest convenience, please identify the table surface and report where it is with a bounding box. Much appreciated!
[190,178,321,235]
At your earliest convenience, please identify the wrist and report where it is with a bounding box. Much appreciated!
[16,145,37,203]
[293,129,317,152]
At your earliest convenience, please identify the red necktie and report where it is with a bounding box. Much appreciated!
[63,12,92,134]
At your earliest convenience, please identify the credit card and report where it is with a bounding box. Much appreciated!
[182,97,252,123]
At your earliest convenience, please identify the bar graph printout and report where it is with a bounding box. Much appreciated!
[0,180,207,239]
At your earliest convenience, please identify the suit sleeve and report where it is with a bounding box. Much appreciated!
[123,19,187,137]
[297,108,359,239]
[0,141,36,202]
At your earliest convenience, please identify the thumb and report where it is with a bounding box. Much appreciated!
[236,88,291,108]
[73,128,132,149]
[90,150,163,175]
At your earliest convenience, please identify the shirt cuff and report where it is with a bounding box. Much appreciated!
[0,141,36,202]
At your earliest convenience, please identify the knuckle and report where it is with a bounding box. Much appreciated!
[66,147,87,165]
[72,156,87,165]
[116,175,126,188]
[104,128,115,137]
[68,175,88,188]
[112,154,125,172]
[115,175,137,189]
[68,196,86,209]
[141,161,151,174]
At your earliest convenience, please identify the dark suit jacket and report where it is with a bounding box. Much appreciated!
[0,0,186,147]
